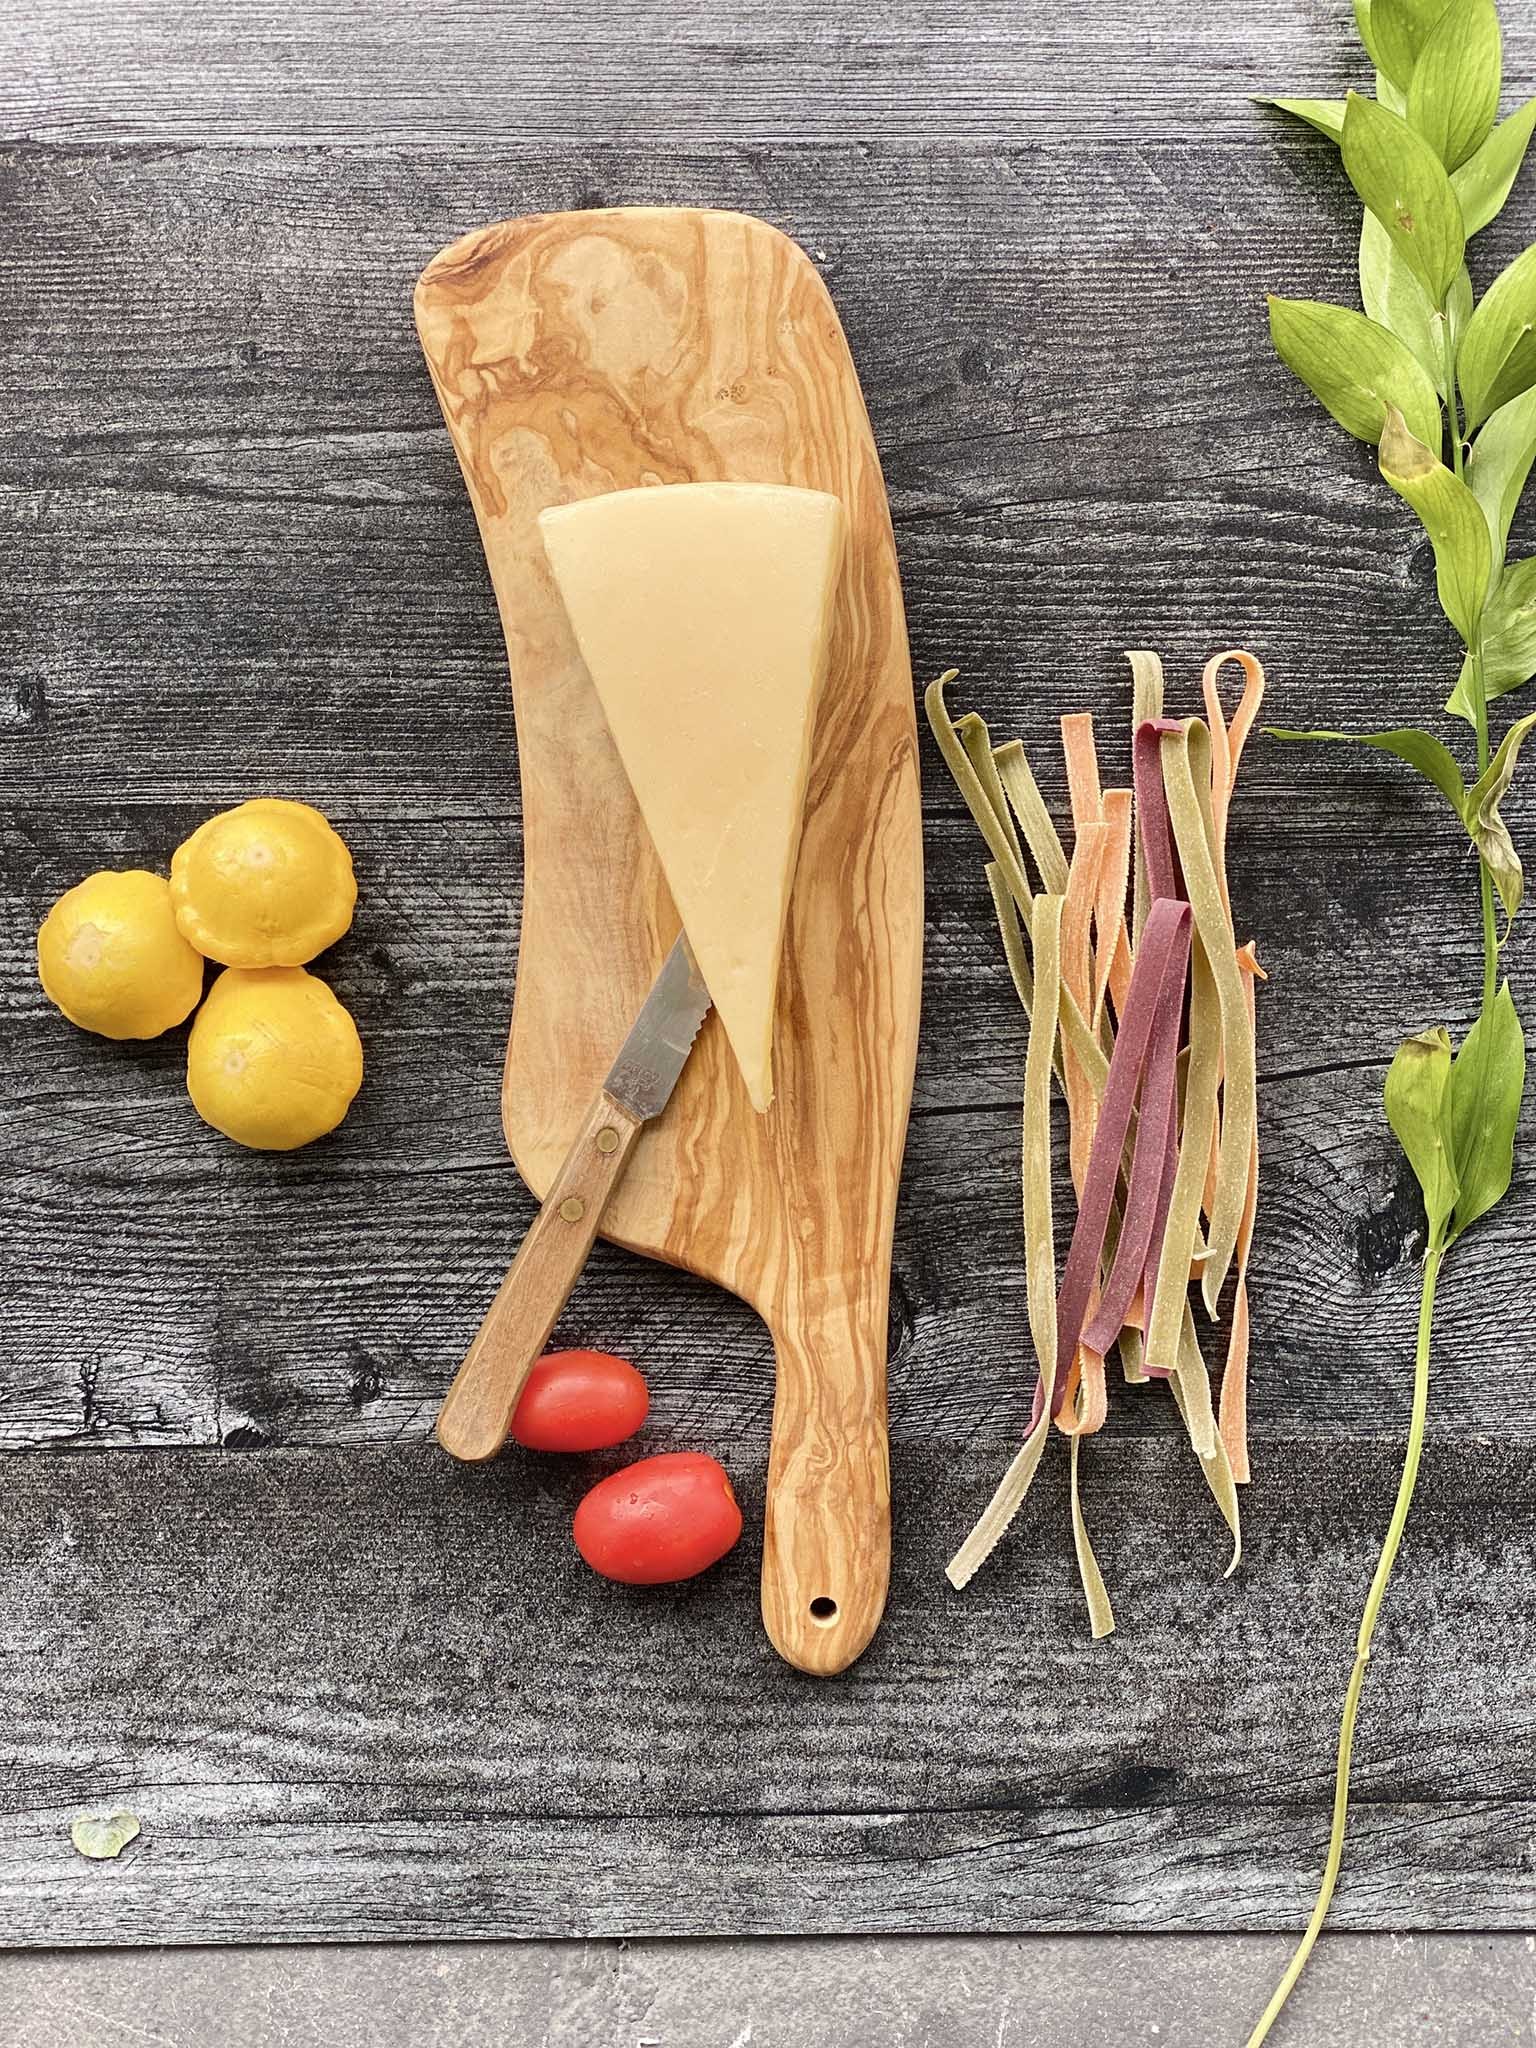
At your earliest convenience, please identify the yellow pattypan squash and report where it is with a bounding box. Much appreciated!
[171,799,356,967]
[187,965,363,1151]
[38,870,205,1039]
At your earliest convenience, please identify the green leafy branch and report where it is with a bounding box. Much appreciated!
[1249,1,1534,2038]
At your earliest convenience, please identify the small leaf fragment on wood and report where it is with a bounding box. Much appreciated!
[70,1812,141,1860]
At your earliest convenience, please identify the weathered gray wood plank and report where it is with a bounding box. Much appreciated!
[2,140,1528,810]
[15,0,1525,146]
[3,1439,1534,1944]
[3,139,1533,1448]
[3,928,1527,1456]
[4,136,1530,805]
[5,0,1535,1965]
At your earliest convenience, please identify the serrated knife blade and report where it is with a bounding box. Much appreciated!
[603,932,713,1121]
[436,932,712,1462]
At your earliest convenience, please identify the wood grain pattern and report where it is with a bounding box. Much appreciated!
[6,1437,1536,1945]
[4,140,1534,1463]
[4,0,1531,144]
[414,209,922,1675]
[435,1087,645,1463]
[4,56,1536,1942]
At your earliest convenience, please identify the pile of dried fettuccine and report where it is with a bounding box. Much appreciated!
[927,649,1265,1637]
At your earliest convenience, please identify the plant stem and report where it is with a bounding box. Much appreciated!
[1442,315,1464,480]
[1475,681,1498,1010]
[1245,1241,1442,2048]
[1465,642,1497,1009]
[1439,315,1499,1006]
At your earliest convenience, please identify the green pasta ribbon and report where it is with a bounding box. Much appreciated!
[1159,719,1260,1314]
[945,894,1065,1591]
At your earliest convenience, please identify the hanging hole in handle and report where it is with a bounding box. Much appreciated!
[809,1596,839,1624]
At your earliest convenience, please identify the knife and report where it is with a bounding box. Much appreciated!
[435,933,713,1463]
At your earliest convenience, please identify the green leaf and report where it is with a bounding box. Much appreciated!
[1360,214,1471,392]
[1377,70,1410,119]
[1265,724,1468,817]
[1384,1025,1460,1241]
[1355,0,1389,72]
[1449,263,1487,339]
[1447,651,1479,723]
[1372,0,1455,90]
[1341,91,1467,308]
[1268,297,1444,448]
[1361,213,1438,384]
[1465,709,1536,916]
[1479,557,1536,697]
[1379,406,1492,642]
[70,1812,141,1861]
[1447,981,1526,1239]
[1261,96,1348,140]
[1466,385,1536,561]
[1453,94,1536,234]
[1458,244,1536,432]
[1405,0,1501,171]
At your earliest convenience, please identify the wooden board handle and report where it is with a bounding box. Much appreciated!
[436,1092,645,1463]
[760,1310,891,1677]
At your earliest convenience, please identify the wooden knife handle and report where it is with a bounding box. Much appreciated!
[760,1306,891,1678]
[436,1091,645,1463]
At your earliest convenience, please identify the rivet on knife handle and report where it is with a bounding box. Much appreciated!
[436,933,712,1464]
[435,1093,645,1462]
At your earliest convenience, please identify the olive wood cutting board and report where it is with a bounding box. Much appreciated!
[415,207,922,1676]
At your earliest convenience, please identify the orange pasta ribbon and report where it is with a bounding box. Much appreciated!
[1062,821,1111,1192]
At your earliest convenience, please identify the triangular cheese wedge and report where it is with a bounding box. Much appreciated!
[539,482,846,1113]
